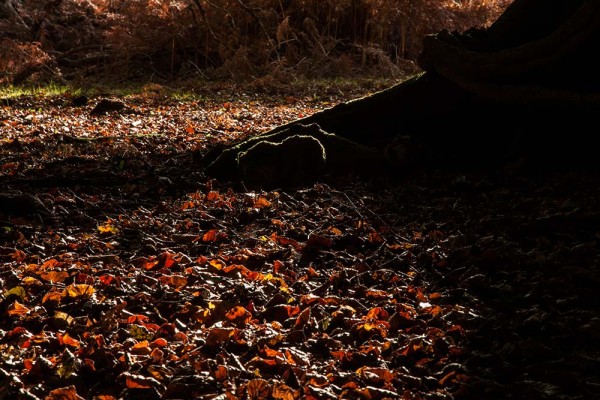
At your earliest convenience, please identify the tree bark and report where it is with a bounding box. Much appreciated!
[205,0,600,187]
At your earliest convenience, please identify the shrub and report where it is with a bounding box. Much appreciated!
[0,0,512,84]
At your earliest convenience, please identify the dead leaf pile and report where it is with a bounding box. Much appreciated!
[1,88,599,400]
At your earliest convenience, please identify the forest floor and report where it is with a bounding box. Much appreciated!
[1,79,599,400]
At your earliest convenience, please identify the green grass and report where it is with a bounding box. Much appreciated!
[0,74,411,102]
[0,81,84,98]
[0,80,164,99]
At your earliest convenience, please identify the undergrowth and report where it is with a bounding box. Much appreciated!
[0,0,512,85]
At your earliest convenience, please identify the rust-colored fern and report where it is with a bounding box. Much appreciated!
[0,0,512,84]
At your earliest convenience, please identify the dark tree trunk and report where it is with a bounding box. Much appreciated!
[205,0,600,188]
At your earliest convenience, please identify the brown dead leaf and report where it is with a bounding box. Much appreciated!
[63,284,95,299]
[246,378,271,399]
[272,382,297,400]
[41,270,70,283]
[122,372,162,389]
[45,385,85,400]
[307,234,333,248]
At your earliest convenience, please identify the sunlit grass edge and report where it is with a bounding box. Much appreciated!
[0,82,84,98]
[0,75,412,102]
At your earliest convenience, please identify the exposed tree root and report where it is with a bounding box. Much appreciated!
[205,0,600,188]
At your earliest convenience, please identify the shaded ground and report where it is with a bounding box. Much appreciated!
[1,84,599,399]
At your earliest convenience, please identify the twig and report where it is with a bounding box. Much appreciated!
[236,0,276,53]
[190,0,232,52]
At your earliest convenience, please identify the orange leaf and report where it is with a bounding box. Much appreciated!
[271,233,302,250]
[206,191,221,201]
[41,259,61,270]
[365,307,389,321]
[141,258,160,271]
[158,275,188,288]
[261,345,284,359]
[46,385,85,400]
[59,333,81,349]
[447,324,465,336]
[159,251,178,269]
[98,274,118,285]
[202,229,218,242]
[173,331,188,343]
[209,259,226,270]
[246,378,271,399]
[11,249,27,262]
[23,358,34,371]
[271,219,284,227]
[63,284,95,299]
[423,305,444,317]
[214,365,228,382]
[272,382,296,400]
[42,291,64,304]
[127,314,149,324]
[330,350,350,361]
[223,264,250,276]
[273,259,284,273]
[180,200,196,210]
[365,289,390,299]
[132,340,150,350]
[430,292,442,300]
[98,223,119,235]
[356,366,396,383]
[122,373,161,389]
[131,340,151,355]
[439,370,457,386]
[41,271,70,283]
[254,197,271,208]
[151,338,168,347]
[7,300,30,316]
[150,347,164,360]
[328,227,342,235]
[284,350,297,365]
[294,307,311,329]
[22,276,41,286]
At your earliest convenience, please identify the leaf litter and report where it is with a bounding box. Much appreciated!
[1,87,599,400]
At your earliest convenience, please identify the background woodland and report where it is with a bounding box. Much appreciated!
[1,0,511,85]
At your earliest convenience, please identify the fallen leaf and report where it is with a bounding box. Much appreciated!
[7,300,30,316]
[63,284,95,299]
[45,385,85,400]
